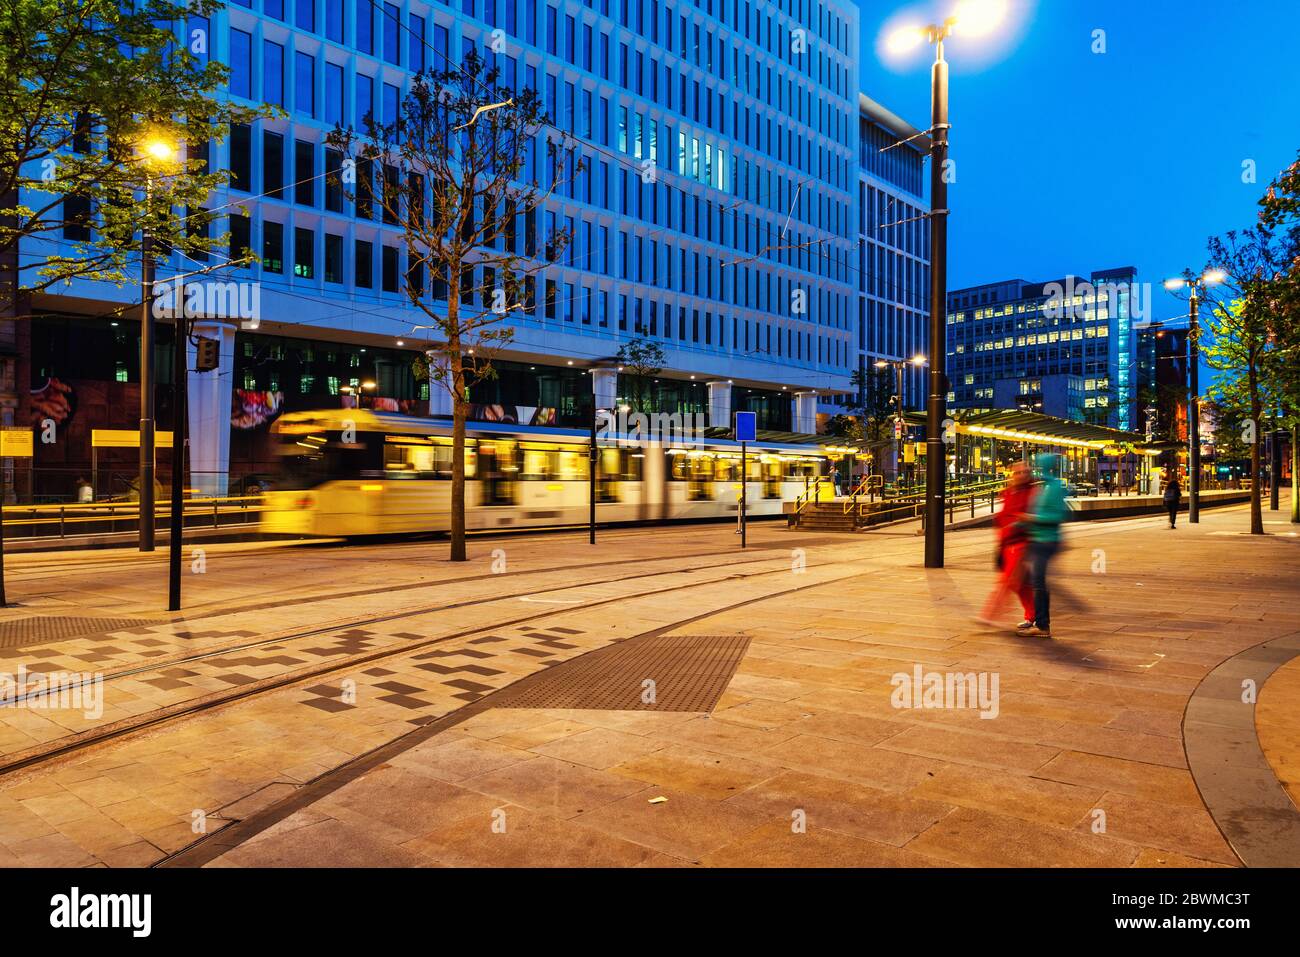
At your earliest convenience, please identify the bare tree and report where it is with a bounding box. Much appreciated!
[328,50,580,561]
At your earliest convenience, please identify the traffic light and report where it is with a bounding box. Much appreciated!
[195,337,220,372]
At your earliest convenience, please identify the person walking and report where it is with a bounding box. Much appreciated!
[1020,453,1068,639]
[976,462,1035,628]
[1163,475,1182,528]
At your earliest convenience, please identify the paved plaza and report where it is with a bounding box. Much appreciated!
[0,499,1297,868]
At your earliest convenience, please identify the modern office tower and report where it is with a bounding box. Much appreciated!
[946,266,1141,429]
[1135,320,1190,442]
[856,92,930,417]
[18,0,934,497]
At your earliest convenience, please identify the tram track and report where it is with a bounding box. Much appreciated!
[0,544,869,778]
[0,526,828,626]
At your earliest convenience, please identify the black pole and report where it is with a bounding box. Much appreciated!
[167,311,187,611]
[740,441,747,548]
[1271,426,1282,511]
[589,402,597,544]
[1188,291,1201,523]
[896,362,904,487]
[139,220,156,551]
[924,44,950,568]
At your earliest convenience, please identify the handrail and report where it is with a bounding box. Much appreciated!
[794,476,827,514]
[1,495,265,538]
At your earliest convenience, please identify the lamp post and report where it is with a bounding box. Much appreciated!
[1163,269,1225,522]
[885,0,1008,568]
[876,354,927,487]
[137,137,176,552]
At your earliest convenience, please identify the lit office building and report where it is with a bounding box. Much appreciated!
[946,267,1140,430]
[17,0,933,497]
[856,93,930,415]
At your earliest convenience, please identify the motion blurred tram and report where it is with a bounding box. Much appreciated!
[262,409,830,537]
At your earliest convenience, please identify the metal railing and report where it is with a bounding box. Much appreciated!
[0,495,266,540]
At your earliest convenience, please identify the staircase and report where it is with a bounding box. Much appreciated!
[792,501,860,532]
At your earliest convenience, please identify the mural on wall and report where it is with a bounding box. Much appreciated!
[29,377,75,429]
[231,390,284,430]
[468,404,559,426]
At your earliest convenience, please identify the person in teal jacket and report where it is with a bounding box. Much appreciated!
[1019,452,1069,638]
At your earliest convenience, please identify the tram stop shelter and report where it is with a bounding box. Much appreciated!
[895,409,1163,492]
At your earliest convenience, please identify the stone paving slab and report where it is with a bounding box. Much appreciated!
[193,499,1300,867]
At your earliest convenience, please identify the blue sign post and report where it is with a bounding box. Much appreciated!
[735,412,757,547]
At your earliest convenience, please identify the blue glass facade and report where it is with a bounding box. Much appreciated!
[946,267,1139,429]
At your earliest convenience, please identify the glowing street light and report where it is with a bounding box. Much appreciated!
[1162,269,1227,523]
[880,1,1015,567]
[135,133,178,555]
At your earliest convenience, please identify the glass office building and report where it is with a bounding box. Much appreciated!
[19,0,937,492]
[946,267,1140,430]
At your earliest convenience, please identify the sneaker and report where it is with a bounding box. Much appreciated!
[1015,621,1035,635]
[1028,624,1052,638]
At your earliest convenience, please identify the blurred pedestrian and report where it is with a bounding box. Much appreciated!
[1163,475,1181,528]
[830,464,841,497]
[1020,453,1068,639]
[976,462,1034,628]
[76,476,93,503]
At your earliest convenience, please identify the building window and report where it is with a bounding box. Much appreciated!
[356,0,373,54]
[325,62,344,125]
[382,246,399,292]
[383,3,401,65]
[294,226,314,279]
[263,221,284,273]
[229,213,251,262]
[325,0,343,42]
[229,124,251,191]
[295,52,315,117]
[229,29,252,98]
[295,140,315,206]
[325,233,343,283]
[355,239,374,288]
[263,130,284,199]
[263,40,284,106]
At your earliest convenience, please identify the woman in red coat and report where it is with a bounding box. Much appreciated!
[978,462,1035,627]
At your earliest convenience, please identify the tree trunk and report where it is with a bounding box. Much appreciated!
[448,291,467,562]
[1249,361,1264,535]
[1292,424,1299,524]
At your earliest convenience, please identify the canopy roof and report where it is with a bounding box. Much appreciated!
[897,409,1151,451]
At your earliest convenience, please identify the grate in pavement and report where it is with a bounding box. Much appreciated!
[0,616,163,650]
[498,633,750,712]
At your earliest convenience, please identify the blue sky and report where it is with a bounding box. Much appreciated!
[858,0,1300,318]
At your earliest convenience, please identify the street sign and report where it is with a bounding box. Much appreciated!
[91,430,174,449]
[0,428,33,458]
[734,411,757,443]
[893,419,903,439]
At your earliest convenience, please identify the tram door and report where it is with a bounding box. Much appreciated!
[478,442,518,506]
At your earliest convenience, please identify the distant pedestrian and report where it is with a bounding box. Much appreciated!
[1163,476,1182,528]
[76,476,93,504]
[976,461,1034,628]
[830,465,841,497]
[1020,453,1069,639]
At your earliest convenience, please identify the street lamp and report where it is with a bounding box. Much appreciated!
[876,354,928,487]
[136,134,177,553]
[341,381,377,409]
[1163,269,1224,522]
[884,0,1009,568]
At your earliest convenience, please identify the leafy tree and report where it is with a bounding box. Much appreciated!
[1199,227,1289,534]
[1259,150,1300,521]
[852,366,897,444]
[615,336,665,414]
[1,0,270,305]
[327,49,580,561]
